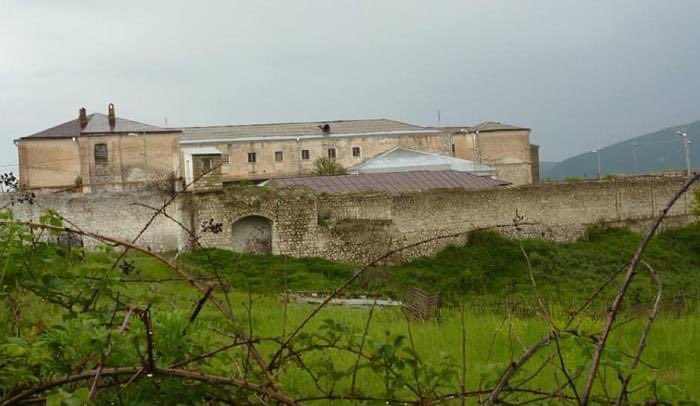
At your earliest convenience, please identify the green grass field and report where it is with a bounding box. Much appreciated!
[190,294,700,402]
[2,222,700,403]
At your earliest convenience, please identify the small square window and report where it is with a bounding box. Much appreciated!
[248,152,257,163]
[301,149,310,160]
[327,148,336,159]
[352,147,361,157]
[451,144,456,155]
[275,151,283,162]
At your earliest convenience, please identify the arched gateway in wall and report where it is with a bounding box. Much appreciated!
[231,215,272,254]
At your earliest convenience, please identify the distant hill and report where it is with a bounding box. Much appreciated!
[542,120,700,180]
[539,161,560,176]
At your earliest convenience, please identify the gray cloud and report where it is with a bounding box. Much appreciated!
[1,0,699,168]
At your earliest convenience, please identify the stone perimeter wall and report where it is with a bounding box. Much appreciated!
[196,175,696,264]
[0,191,187,252]
[1,176,696,264]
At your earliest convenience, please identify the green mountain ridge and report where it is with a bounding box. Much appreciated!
[542,120,700,180]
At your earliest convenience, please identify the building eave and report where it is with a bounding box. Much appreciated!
[179,129,443,145]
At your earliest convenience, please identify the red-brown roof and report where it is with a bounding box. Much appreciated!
[270,170,509,193]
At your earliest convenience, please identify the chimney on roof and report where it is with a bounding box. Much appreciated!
[79,107,88,129]
[107,103,116,129]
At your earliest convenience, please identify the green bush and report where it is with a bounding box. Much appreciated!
[312,157,347,176]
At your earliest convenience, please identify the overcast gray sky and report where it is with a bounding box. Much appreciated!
[1,0,699,168]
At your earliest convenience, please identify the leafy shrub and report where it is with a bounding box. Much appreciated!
[313,157,347,176]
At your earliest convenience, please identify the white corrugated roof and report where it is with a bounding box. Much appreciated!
[348,147,496,175]
[182,147,223,155]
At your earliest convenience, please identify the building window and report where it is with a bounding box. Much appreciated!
[352,147,361,157]
[301,149,310,160]
[327,148,336,159]
[248,152,257,163]
[451,144,456,155]
[275,151,283,162]
[202,158,212,172]
[94,143,108,163]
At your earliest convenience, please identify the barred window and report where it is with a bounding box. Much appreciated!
[94,144,108,163]
[248,152,257,163]
[352,147,361,157]
[327,148,336,159]
[275,151,283,162]
[301,150,310,160]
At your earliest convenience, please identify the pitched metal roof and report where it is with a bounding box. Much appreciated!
[269,170,509,194]
[348,147,496,175]
[178,119,439,144]
[473,121,529,132]
[82,113,173,134]
[443,122,530,133]
[22,113,177,139]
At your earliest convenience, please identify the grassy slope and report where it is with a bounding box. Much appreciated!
[178,224,700,305]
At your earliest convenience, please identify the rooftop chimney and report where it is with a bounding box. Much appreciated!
[107,103,116,129]
[79,107,88,129]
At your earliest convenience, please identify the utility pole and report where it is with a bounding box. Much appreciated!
[677,130,691,177]
[592,149,602,179]
[632,142,638,175]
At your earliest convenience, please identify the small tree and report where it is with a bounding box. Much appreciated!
[313,157,347,176]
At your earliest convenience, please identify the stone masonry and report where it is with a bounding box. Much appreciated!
[1,175,696,264]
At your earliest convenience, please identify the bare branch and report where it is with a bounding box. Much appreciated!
[1,367,298,406]
[581,172,700,405]
[615,260,663,406]
[485,330,558,405]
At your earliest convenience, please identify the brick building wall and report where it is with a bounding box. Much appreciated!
[450,129,537,185]
[17,132,180,192]
[182,131,452,182]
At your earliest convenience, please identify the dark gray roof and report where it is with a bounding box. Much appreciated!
[178,119,438,143]
[22,113,177,139]
[270,170,509,194]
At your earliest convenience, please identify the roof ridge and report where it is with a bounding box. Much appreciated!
[175,118,423,130]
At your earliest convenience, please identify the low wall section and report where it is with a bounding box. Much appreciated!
[0,191,187,252]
